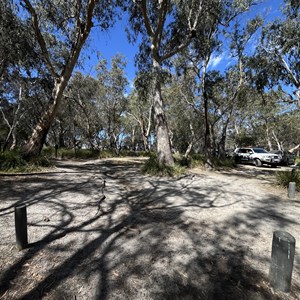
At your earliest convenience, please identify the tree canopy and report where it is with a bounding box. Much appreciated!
[1,0,299,161]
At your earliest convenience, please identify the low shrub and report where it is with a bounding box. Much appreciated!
[99,150,115,159]
[41,146,54,158]
[0,150,26,171]
[0,150,52,173]
[174,154,234,170]
[43,146,152,160]
[276,169,300,190]
[75,149,100,159]
[211,157,236,169]
[58,148,100,159]
[142,154,186,177]
[119,150,150,157]
[173,154,205,168]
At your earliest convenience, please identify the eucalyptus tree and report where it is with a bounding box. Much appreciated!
[58,72,101,149]
[0,1,37,83]
[162,66,203,156]
[127,0,227,165]
[0,1,40,150]
[253,0,300,108]
[171,1,259,157]
[127,71,156,151]
[18,0,122,157]
[95,54,129,152]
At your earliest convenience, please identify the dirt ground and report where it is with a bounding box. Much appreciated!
[0,158,299,300]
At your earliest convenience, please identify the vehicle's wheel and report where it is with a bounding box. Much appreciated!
[254,159,262,167]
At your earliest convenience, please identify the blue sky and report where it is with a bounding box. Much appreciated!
[82,0,284,85]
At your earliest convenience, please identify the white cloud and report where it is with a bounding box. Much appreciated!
[129,79,134,89]
[208,52,226,68]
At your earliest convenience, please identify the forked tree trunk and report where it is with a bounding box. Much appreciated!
[153,59,174,166]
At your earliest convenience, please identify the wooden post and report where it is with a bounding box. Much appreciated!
[269,231,295,292]
[288,182,296,198]
[15,205,28,250]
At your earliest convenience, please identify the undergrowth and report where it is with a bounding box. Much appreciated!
[174,154,235,169]
[42,147,150,159]
[0,150,52,173]
[142,154,186,177]
[142,153,235,177]
[276,169,300,190]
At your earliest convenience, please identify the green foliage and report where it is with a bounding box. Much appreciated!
[174,154,205,168]
[175,154,235,170]
[295,157,300,166]
[235,133,257,147]
[99,150,115,159]
[41,147,54,157]
[276,170,300,190]
[58,148,100,159]
[0,150,26,171]
[119,150,150,157]
[44,147,151,160]
[142,154,186,177]
[0,150,51,173]
[211,157,236,169]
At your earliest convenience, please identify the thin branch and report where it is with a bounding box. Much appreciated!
[191,0,203,30]
[75,0,82,31]
[146,103,153,136]
[153,0,168,47]
[178,87,199,113]
[140,0,154,38]
[280,55,300,88]
[0,106,11,129]
[161,33,193,61]
[62,0,96,79]
[22,0,59,78]
[127,112,142,126]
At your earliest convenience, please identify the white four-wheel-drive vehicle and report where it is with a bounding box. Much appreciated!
[234,147,281,167]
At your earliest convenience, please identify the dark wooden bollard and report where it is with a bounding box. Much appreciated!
[288,182,296,198]
[15,205,28,250]
[269,231,295,292]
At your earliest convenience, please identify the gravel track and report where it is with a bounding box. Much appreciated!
[0,158,299,300]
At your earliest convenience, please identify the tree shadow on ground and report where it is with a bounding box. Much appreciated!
[0,159,299,299]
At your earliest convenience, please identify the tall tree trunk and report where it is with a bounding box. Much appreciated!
[266,124,273,151]
[131,127,136,150]
[22,0,96,158]
[141,104,152,151]
[184,122,195,158]
[23,79,68,157]
[152,59,174,166]
[272,130,282,151]
[204,91,211,157]
[218,118,230,159]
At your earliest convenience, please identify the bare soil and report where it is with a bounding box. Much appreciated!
[0,158,299,300]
